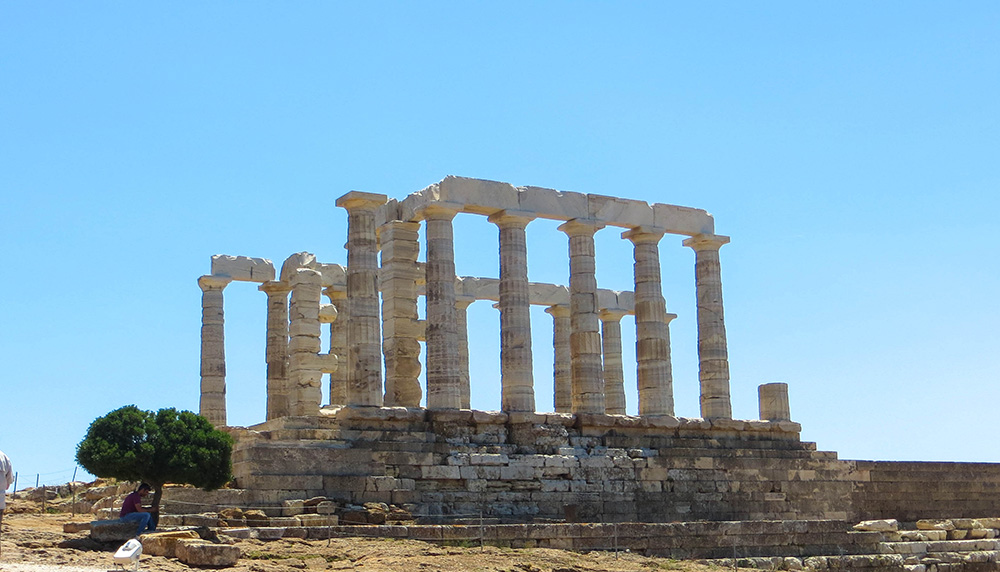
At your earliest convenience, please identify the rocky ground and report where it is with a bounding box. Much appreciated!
[0,498,734,572]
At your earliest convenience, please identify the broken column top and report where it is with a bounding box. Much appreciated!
[391,175,715,236]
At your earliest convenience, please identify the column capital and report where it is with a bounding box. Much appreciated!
[455,295,477,310]
[545,304,571,318]
[682,233,731,251]
[336,191,388,211]
[599,309,629,322]
[557,218,605,237]
[664,312,678,325]
[488,209,535,227]
[199,275,231,291]
[622,226,666,243]
[415,202,462,221]
[322,286,347,300]
[259,280,291,295]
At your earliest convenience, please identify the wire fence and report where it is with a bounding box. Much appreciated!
[6,466,94,494]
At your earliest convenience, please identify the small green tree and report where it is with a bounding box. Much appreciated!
[76,405,233,512]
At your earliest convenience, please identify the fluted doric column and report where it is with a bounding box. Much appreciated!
[379,220,423,407]
[623,227,675,416]
[287,268,324,417]
[683,233,732,419]
[558,219,606,414]
[489,210,536,413]
[599,309,628,415]
[199,275,231,426]
[546,304,572,413]
[455,295,476,409]
[336,191,387,407]
[421,204,462,409]
[323,287,348,406]
[260,280,291,420]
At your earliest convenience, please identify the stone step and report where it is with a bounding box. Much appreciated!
[881,539,1000,555]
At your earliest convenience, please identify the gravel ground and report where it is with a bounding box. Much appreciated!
[0,565,108,572]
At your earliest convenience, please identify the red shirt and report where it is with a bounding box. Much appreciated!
[120,491,143,517]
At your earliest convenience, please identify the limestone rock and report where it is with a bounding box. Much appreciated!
[853,519,899,532]
[141,530,200,558]
[280,252,317,282]
[90,520,139,543]
[218,507,244,520]
[916,519,955,531]
[212,255,275,282]
[176,539,241,567]
[952,518,981,529]
[63,522,91,533]
[244,510,269,526]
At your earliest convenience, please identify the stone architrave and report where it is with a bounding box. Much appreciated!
[379,220,422,407]
[323,287,348,406]
[545,304,572,413]
[489,210,536,413]
[260,281,291,420]
[455,295,476,409]
[623,227,675,416]
[759,382,790,421]
[336,191,387,407]
[199,275,231,426]
[421,204,462,409]
[287,268,324,416]
[558,219,606,414]
[599,309,628,415]
[682,233,733,419]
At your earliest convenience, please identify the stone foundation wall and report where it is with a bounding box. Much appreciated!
[853,461,1000,522]
[230,409,1000,524]
[230,407,863,522]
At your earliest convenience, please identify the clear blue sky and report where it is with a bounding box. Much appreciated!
[2,2,998,487]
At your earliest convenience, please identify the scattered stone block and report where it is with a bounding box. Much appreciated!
[952,518,981,530]
[141,530,200,558]
[176,539,241,567]
[90,520,139,543]
[917,519,955,531]
[854,519,899,532]
[282,499,305,516]
[244,509,269,526]
[63,522,91,533]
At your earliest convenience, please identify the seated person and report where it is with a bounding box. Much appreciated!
[119,483,156,535]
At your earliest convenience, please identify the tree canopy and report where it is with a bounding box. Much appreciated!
[76,405,233,510]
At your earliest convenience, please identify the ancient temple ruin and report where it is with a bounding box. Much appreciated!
[197,176,1000,524]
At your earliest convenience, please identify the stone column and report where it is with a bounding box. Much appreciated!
[336,191,387,407]
[323,287,348,406]
[379,221,423,407]
[599,310,628,415]
[623,227,675,417]
[683,234,733,419]
[455,295,476,409]
[557,219,606,414]
[287,268,324,417]
[489,210,536,413]
[758,383,790,421]
[545,304,572,413]
[260,280,291,420]
[422,205,462,409]
[199,275,231,426]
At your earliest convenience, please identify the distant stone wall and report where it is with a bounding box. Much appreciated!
[852,461,1000,522]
